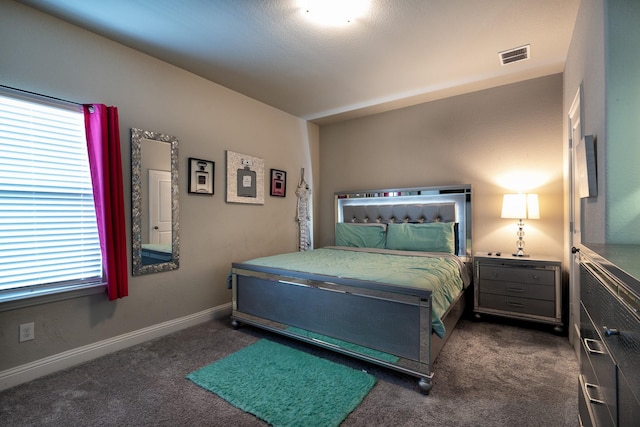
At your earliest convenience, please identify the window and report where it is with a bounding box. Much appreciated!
[0,88,103,304]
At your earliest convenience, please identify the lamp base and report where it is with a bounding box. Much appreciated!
[513,247,529,257]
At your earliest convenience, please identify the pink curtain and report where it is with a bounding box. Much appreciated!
[84,104,128,300]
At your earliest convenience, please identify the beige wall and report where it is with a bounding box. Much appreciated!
[562,0,640,349]
[562,0,607,348]
[0,1,319,371]
[563,0,606,246]
[561,0,640,246]
[604,0,640,243]
[319,75,565,260]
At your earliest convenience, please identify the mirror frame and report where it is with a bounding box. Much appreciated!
[131,128,180,275]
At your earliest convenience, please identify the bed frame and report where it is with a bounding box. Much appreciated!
[230,184,472,394]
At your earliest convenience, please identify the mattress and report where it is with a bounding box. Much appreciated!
[141,243,172,264]
[237,246,469,338]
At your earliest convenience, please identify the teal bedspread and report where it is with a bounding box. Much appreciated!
[239,247,469,338]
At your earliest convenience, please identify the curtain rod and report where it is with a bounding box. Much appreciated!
[0,84,84,106]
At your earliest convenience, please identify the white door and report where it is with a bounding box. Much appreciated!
[149,169,172,245]
[568,86,583,356]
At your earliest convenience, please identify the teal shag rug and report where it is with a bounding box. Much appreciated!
[186,339,376,427]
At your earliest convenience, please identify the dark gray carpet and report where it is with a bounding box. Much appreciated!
[0,316,579,426]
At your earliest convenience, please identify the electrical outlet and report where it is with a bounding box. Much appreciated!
[19,322,35,342]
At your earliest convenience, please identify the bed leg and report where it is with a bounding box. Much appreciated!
[418,376,433,395]
[231,319,241,330]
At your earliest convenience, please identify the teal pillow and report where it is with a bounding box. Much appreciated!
[335,223,386,249]
[385,222,455,253]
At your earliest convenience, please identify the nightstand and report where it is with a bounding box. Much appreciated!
[474,253,563,332]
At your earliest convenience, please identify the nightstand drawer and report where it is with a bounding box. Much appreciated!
[477,293,556,317]
[479,279,555,301]
[479,265,555,286]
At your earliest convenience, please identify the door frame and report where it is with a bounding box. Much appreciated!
[568,85,583,355]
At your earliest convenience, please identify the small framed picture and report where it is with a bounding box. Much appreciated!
[270,169,287,197]
[188,158,214,195]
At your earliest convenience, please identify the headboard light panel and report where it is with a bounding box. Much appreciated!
[335,185,472,258]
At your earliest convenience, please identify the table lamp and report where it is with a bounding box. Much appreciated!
[501,193,539,257]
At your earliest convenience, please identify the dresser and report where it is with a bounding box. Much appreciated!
[474,253,563,332]
[578,245,640,427]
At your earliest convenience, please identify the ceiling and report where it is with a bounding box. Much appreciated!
[17,0,580,125]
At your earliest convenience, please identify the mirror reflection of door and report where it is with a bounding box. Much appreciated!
[140,137,172,265]
[149,169,172,244]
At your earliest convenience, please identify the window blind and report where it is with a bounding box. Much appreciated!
[0,91,102,295]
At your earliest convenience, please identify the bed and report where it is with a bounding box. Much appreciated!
[229,184,472,394]
[141,243,172,265]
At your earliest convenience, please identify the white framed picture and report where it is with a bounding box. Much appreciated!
[226,151,264,204]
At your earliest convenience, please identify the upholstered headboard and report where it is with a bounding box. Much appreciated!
[341,203,455,224]
[334,185,472,258]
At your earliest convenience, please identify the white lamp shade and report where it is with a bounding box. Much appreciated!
[526,194,540,219]
[501,193,539,219]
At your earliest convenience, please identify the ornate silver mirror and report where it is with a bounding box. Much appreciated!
[131,128,179,275]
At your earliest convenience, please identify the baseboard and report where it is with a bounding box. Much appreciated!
[0,303,232,392]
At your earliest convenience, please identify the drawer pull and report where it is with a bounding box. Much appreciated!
[602,326,619,336]
[583,338,604,355]
[506,287,525,293]
[506,301,524,308]
[584,382,606,405]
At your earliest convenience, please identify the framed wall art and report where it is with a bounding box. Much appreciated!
[226,150,265,204]
[188,157,214,195]
[270,169,287,197]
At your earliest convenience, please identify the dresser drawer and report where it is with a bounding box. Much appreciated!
[618,369,640,427]
[613,308,640,411]
[578,378,594,427]
[479,265,555,286]
[580,302,617,425]
[578,247,640,427]
[579,374,614,427]
[581,266,617,338]
[582,262,640,401]
[478,293,555,317]
[479,279,555,301]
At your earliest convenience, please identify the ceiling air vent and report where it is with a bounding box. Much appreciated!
[499,44,530,65]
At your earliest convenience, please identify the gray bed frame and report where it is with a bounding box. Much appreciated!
[230,184,472,394]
